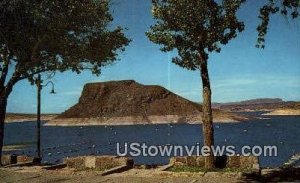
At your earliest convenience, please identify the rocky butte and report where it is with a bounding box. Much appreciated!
[47,80,246,126]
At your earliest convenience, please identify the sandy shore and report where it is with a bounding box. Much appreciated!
[45,114,249,126]
[262,109,300,116]
[5,113,250,126]
[5,114,57,123]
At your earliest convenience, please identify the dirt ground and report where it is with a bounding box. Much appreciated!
[0,166,246,183]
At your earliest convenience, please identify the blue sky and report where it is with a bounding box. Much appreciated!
[7,0,300,113]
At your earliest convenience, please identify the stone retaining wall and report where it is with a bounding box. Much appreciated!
[1,155,34,166]
[64,156,133,170]
[170,155,259,170]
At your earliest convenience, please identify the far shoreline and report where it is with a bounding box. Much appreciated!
[5,111,299,125]
[262,109,300,116]
[5,113,57,123]
[44,120,241,127]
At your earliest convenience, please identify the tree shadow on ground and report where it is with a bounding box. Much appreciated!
[240,167,300,182]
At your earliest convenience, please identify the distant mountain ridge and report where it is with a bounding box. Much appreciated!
[213,98,300,112]
[213,98,283,106]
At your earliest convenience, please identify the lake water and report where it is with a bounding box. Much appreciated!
[3,114,300,168]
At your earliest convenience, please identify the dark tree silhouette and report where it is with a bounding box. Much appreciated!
[0,0,130,164]
[257,0,299,48]
[146,0,244,168]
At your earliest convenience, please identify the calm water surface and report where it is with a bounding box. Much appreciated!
[4,115,300,168]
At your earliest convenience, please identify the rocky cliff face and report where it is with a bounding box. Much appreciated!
[59,80,202,118]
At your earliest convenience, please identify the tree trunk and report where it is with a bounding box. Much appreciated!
[36,74,42,163]
[0,96,7,166]
[200,60,215,169]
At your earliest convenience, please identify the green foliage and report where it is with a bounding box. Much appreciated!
[257,0,299,48]
[0,0,130,96]
[146,0,245,70]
